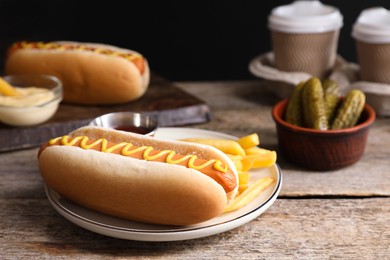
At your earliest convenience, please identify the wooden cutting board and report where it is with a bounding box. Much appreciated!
[0,74,211,152]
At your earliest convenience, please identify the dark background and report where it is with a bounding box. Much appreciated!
[1,0,389,81]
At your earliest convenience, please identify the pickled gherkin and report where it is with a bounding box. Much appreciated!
[322,79,341,124]
[302,77,329,130]
[331,89,366,129]
[285,81,304,126]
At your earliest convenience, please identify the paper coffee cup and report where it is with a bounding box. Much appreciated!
[352,7,390,84]
[268,0,343,79]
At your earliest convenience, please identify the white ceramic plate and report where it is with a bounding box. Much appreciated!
[45,127,283,241]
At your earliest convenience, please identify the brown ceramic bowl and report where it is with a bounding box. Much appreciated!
[272,99,376,171]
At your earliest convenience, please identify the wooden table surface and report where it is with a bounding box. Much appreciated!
[1,80,389,259]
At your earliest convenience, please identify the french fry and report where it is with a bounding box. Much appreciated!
[227,154,243,171]
[238,171,250,193]
[242,151,277,169]
[226,154,244,161]
[0,77,20,96]
[238,171,250,186]
[224,176,275,213]
[237,133,260,149]
[245,146,269,155]
[181,138,246,156]
[238,184,249,194]
[241,157,254,172]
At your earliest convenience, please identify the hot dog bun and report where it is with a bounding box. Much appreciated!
[38,126,238,226]
[5,41,150,105]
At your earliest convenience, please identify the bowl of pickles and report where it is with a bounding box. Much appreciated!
[272,77,376,171]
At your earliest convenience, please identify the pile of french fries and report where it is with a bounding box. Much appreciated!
[181,133,277,212]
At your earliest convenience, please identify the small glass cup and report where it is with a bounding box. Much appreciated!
[0,74,63,127]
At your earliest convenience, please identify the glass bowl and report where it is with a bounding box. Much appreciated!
[0,74,63,127]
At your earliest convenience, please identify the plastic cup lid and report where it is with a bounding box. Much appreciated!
[352,7,390,44]
[268,0,343,33]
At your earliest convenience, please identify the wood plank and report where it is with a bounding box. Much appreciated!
[0,75,210,152]
[0,198,388,258]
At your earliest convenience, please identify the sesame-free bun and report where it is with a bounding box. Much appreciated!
[5,41,150,105]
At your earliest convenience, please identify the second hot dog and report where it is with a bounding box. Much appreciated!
[5,41,150,105]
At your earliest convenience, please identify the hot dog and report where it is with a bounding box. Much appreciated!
[5,41,150,105]
[38,126,239,226]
